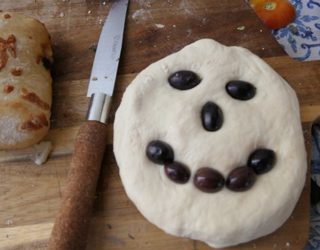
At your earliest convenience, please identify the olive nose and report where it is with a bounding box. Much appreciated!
[201,101,223,132]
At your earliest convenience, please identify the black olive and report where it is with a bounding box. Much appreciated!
[201,101,223,131]
[226,80,256,100]
[165,162,190,184]
[146,140,174,165]
[194,167,225,193]
[168,70,201,90]
[248,149,276,174]
[226,166,256,192]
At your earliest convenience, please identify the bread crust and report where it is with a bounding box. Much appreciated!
[0,12,52,149]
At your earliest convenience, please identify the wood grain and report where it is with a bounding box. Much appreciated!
[0,0,319,249]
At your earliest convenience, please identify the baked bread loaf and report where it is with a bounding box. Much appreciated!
[0,12,53,149]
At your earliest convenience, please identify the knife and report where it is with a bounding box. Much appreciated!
[48,1,129,249]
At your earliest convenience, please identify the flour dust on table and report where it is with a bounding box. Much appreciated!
[113,39,307,248]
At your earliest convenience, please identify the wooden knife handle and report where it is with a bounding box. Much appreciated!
[48,121,108,250]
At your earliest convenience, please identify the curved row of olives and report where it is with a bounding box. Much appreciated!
[146,140,276,193]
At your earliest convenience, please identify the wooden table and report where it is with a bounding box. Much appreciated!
[0,0,319,249]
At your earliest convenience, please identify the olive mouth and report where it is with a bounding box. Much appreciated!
[146,140,276,193]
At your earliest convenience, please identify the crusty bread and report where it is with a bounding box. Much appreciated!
[0,12,53,149]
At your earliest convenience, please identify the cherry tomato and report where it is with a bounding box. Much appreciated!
[250,0,296,29]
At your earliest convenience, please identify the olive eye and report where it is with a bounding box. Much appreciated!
[226,80,256,100]
[168,70,201,90]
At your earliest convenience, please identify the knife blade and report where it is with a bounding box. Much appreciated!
[48,1,129,250]
[87,0,128,122]
[87,0,127,97]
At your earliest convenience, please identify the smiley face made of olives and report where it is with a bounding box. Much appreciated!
[146,71,276,193]
[114,39,307,248]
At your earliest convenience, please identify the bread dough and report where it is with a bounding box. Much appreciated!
[113,39,307,248]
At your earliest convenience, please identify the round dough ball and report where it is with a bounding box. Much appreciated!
[113,39,307,248]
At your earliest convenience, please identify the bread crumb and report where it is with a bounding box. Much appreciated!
[236,25,245,31]
[155,23,165,29]
[5,219,13,225]
[132,9,148,21]
[32,141,53,165]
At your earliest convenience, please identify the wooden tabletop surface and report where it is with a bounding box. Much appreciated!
[0,0,320,249]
